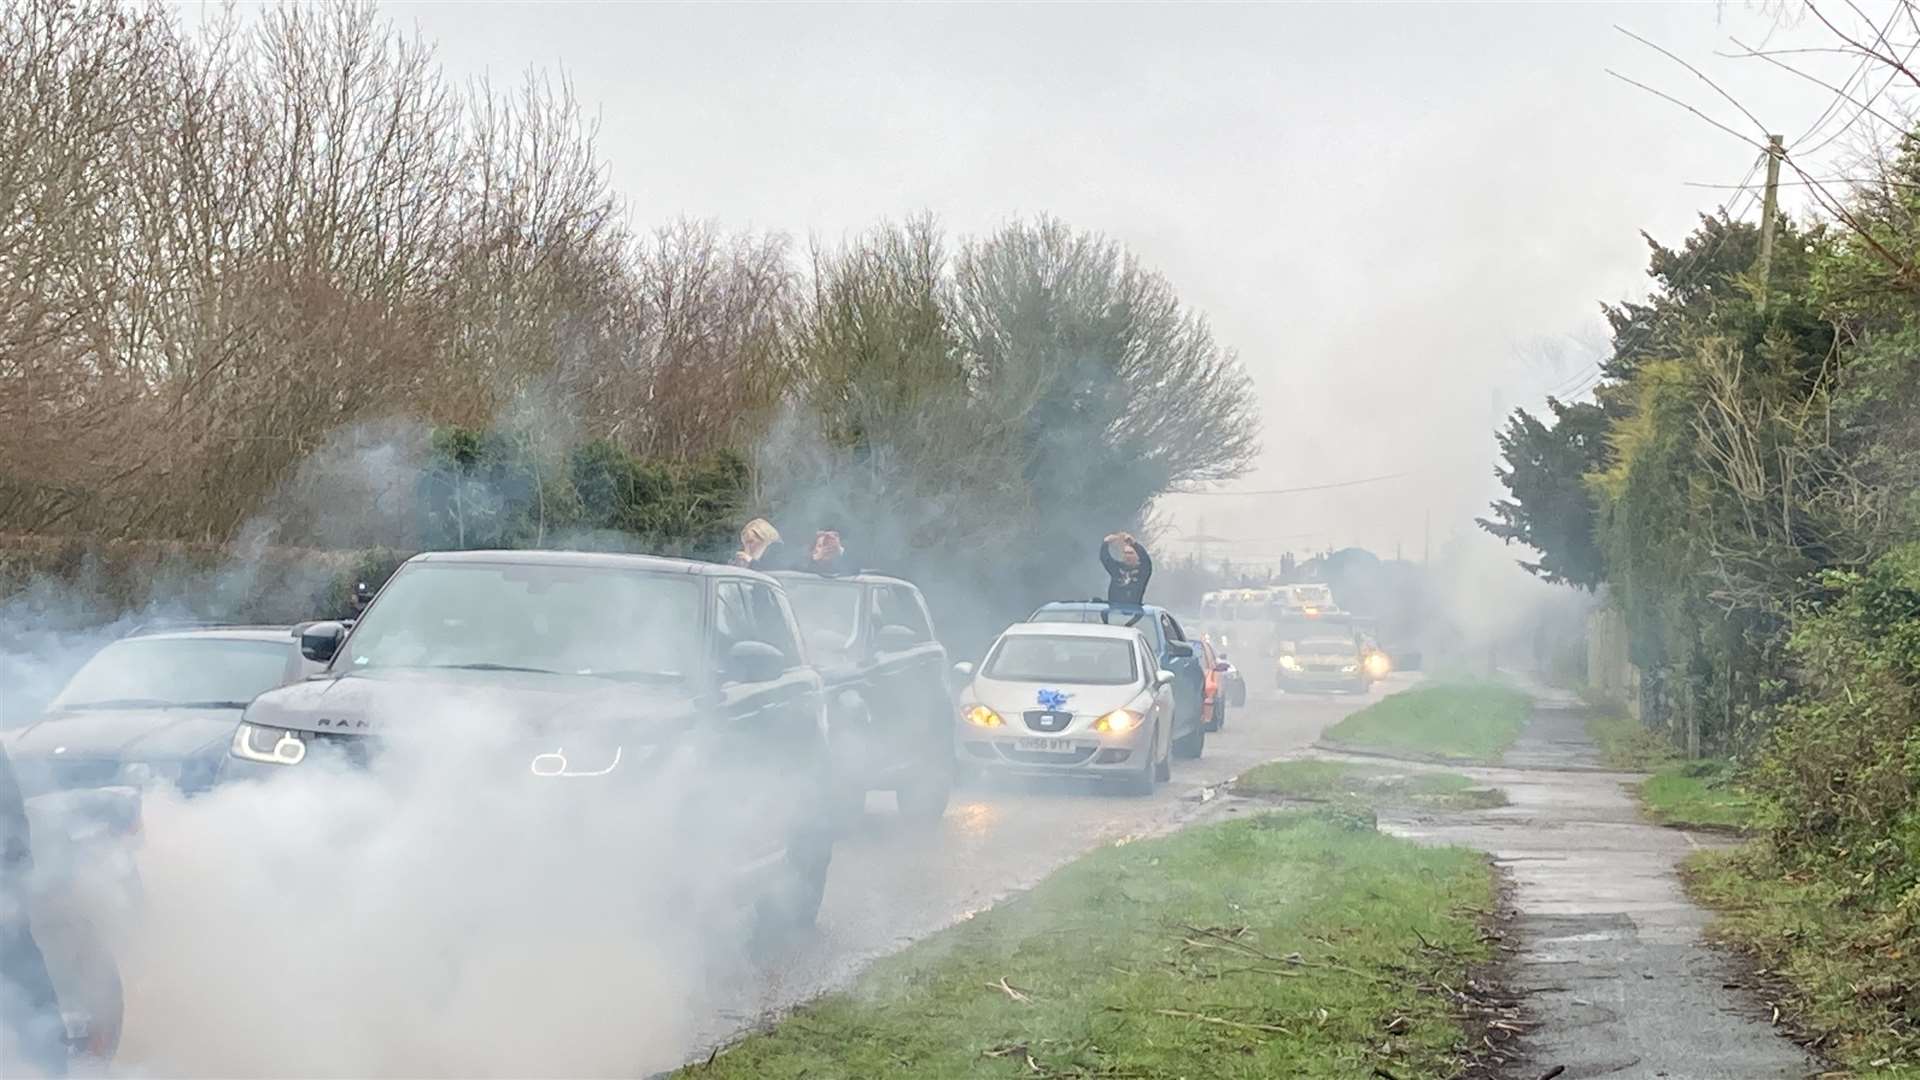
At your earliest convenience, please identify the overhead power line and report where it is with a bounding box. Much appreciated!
[1178,472,1412,497]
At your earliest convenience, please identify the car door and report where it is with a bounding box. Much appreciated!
[1140,636,1170,758]
[709,579,823,868]
[743,580,829,826]
[866,584,944,775]
[1160,612,1204,736]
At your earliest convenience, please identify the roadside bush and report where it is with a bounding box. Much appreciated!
[417,427,748,558]
[1751,542,1920,900]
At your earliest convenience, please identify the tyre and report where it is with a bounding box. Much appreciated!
[828,781,867,836]
[753,821,833,944]
[1206,696,1226,733]
[1154,722,1173,781]
[1116,723,1158,796]
[1230,681,1247,708]
[826,693,871,835]
[1173,716,1206,759]
[896,755,954,823]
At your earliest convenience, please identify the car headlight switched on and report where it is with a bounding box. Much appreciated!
[964,704,1004,728]
[1364,653,1391,678]
[1278,654,1302,671]
[1093,708,1143,734]
[230,723,307,766]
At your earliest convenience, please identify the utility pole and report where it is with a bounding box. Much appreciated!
[1756,134,1784,314]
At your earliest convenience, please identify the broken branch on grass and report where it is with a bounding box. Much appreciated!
[1154,1008,1293,1035]
[988,976,1035,1003]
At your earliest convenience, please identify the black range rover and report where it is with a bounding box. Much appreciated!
[223,549,836,932]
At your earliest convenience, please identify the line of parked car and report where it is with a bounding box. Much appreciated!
[1,550,1250,1072]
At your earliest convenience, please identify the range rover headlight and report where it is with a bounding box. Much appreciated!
[231,723,307,766]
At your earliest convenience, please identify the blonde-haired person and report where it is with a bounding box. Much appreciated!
[733,518,788,571]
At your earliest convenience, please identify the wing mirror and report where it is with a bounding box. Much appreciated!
[1214,661,1231,673]
[300,621,347,663]
[1166,640,1194,660]
[725,640,787,683]
[952,661,975,680]
[1156,669,1177,688]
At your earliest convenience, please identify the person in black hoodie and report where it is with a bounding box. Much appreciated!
[1099,532,1153,607]
[807,527,849,576]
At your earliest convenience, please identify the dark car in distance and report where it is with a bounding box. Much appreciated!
[773,571,954,826]
[5,625,313,797]
[224,550,837,933]
[1025,600,1208,760]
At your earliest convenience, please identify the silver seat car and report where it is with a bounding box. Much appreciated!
[953,622,1175,795]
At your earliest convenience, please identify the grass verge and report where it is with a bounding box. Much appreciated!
[1586,713,1757,831]
[1236,759,1507,811]
[1640,760,1758,831]
[1319,681,1530,764]
[1685,848,1919,1076]
[1586,711,1680,771]
[682,813,1496,1079]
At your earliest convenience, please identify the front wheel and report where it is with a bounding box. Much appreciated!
[1116,723,1159,796]
[896,754,954,823]
[753,823,832,946]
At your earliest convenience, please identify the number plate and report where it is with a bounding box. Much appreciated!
[1015,737,1075,754]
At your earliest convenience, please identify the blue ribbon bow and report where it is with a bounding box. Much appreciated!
[1037,688,1069,711]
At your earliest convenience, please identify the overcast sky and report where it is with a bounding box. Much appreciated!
[386,1,1868,568]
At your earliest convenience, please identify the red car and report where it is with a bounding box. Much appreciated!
[1197,637,1229,732]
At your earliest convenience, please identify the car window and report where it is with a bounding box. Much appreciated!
[1031,606,1155,640]
[1161,613,1186,645]
[784,579,863,664]
[715,581,755,652]
[984,635,1138,686]
[343,562,702,681]
[51,637,294,709]
[1297,636,1358,653]
[873,585,932,644]
[747,584,803,668]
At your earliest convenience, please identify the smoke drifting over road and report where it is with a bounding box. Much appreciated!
[111,690,769,1077]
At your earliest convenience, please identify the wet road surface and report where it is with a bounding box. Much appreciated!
[106,678,1399,1077]
[671,677,1404,1069]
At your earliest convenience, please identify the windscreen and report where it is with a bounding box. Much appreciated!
[1030,607,1152,631]
[1291,585,1333,607]
[1292,636,1357,655]
[51,637,292,709]
[343,562,703,681]
[984,635,1138,686]
[783,578,862,663]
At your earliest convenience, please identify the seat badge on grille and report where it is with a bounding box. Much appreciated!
[529,746,623,778]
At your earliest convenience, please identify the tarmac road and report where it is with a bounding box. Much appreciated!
[667,675,1411,1071]
[108,675,1406,1077]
